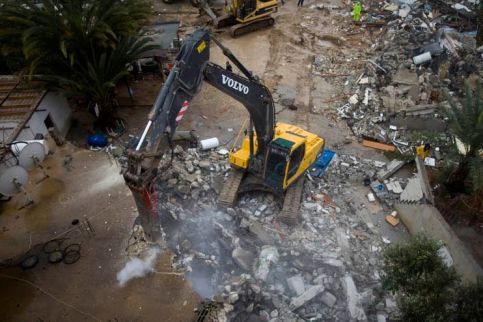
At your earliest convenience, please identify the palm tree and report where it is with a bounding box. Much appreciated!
[47,37,155,124]
[477,2,483,47]
[442,81,483,224]
[443,81,483,191]
[0,0,155,126]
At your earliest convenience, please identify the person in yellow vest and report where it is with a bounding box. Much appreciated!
[416,143,431,159]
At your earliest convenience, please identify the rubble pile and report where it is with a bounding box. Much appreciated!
[152,146,398,321]
[310,0,482,155]
[326,154,408,207]
[154,145,230,201]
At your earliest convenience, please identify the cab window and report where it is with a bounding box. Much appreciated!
[287,144,305,179]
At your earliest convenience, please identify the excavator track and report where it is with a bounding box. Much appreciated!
[278,176,305,226]
[218,170,244,207]
[230,17,275,37]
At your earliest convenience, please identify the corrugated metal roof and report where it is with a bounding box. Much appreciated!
[0,75,46,146]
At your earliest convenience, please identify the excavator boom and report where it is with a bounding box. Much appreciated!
[132,28,275,175]
[123,29,324,240]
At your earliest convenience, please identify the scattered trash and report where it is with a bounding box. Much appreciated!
[362,140,396,152]
[385,211,400,226]
[413,52,432,65]
[87,133,108,148]
[311,149,336,177]
[200,137,220,150]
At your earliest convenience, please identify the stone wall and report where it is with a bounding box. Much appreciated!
[395,203,483,282]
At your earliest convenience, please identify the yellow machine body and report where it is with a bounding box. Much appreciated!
[229,122,324,190]
[229,0,278,24]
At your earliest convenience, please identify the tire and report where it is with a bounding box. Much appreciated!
[21,255,39,269]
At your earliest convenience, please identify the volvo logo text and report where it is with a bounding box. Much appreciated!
[222,75,249,94]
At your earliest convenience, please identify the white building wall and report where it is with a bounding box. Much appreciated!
[37,91,72,137]
[9,91,71,143]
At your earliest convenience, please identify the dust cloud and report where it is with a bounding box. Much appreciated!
[117,247,160,287]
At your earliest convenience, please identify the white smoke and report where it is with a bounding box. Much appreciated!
[117,247,160,287]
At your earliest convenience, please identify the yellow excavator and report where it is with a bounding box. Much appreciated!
[123,29,324,239]
[181,0,278,37]
[215,0,278,36]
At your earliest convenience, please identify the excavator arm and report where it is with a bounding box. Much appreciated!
[123,28,323,240]
[124,28,274,191]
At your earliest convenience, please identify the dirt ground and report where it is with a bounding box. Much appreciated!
[0,143,200,322]
[0,0,416,321]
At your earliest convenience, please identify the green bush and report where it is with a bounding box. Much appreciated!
[382,234,483,322]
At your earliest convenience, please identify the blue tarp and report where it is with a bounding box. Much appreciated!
[310,149,336,178]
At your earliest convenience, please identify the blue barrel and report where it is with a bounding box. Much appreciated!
[87,134,108,147]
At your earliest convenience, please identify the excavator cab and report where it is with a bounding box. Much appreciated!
[264,138,293,190]
[263,127,322,191]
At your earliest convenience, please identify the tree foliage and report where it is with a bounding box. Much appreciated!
[442,81,483,194]
[382,234,483,322]
[0,0,156,126]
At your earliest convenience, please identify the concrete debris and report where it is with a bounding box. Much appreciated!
[287,275,306,296]
[232,245,256,271]
[229,292,239,304]
[385,297,397,313]
[276,85,297,108]
[438,245,454,267]
[377,313,387,322]
[415,156,435,204]
[385,180,403,194]
[145,122,393,320]
[113,0,483,318]
[343,275,368,321]
[321,291,337,307]
[392,68,418,86]
[400,177,423,202]
[254,246,279,281]
[377,160,405,181]
[289,284,325,311]
[323,0,479,162]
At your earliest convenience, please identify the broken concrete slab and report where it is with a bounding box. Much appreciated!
[287,275,306,296]
[336,228,351,262]
[254,246,279,281]
[242,219,276,244]
[389,117,447,132]
[404,104,437,116]
[392,68,418,85]
[385,181,404,194]
[323,258,344,268]
[415,157,435,204]
[400,177,423,203]
[232,245,256,271]
[395,203,483,282]
[377,160,405,181]
[289,284,325,311]
[343,274,368,321]
[377,313,387,322]
[321,291,337,307]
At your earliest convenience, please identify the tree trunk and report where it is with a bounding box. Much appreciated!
[478,2,483,47]
[95,103,115,129]
[445,158,470,194]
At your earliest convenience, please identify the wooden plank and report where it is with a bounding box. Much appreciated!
[361,139,396,152]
